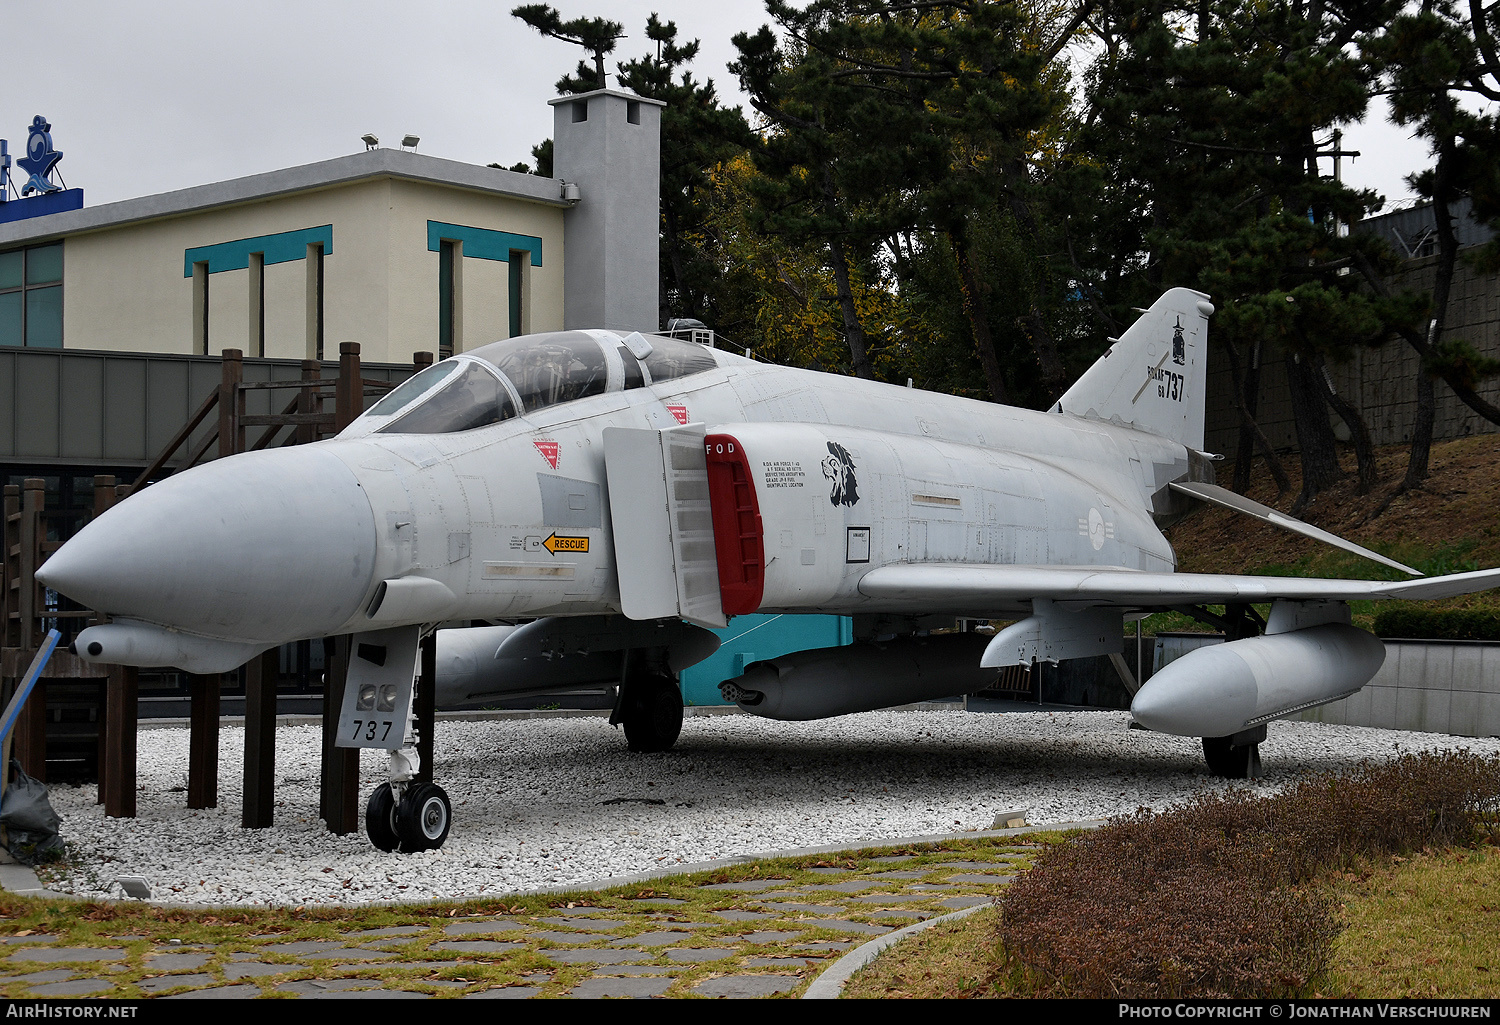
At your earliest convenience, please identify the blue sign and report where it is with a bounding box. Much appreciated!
[17,115,63,196]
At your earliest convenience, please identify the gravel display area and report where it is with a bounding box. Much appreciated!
[39,709,1500,907]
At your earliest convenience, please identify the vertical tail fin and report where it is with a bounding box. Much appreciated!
[1055,287,1215,451]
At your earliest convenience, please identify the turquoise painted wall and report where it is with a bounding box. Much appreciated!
[679,614,853,706]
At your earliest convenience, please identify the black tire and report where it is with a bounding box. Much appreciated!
[622,673,683,753]
[365,783,400,853]
[395,782,452,852]
[1202,736,1263,779]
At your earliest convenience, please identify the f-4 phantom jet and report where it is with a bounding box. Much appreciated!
[38,288,1500,852]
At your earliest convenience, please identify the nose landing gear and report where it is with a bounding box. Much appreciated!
[396,782,452,851]
[365,780,453,853]
[339,625,456,853]
[365,782,400,853]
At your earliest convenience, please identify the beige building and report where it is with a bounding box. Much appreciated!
[0,89,663,367]
[0,149,569,364]
[0,90,663,484]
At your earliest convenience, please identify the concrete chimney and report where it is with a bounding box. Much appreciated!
[549,89,664,333]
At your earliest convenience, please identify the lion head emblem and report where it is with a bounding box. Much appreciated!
[821,441,860,507]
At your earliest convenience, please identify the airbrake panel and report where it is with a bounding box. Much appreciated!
[603,425,727,628]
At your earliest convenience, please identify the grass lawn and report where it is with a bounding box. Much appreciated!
[1321,843,1500,998]
[844,839,1500,999]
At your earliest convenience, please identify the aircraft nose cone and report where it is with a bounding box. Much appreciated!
[38,446,377,642]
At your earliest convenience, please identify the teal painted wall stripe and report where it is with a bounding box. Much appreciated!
[427,221,543,267]
[678,614,852,706]
[184,225,333,277]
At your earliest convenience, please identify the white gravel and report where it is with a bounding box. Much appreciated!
[38,709,1500,906]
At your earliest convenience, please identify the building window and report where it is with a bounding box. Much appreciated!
[0,243,63,348]
[509,250,525,338]
[182,224,333,359]
[627,100,641,125]
[249,251,265,357]
[438,239,456,358]
[192,261,209,354]
[308,242,325,360]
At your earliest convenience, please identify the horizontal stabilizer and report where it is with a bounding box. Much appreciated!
[1170,481,1421,577]
[858,563,1500,611]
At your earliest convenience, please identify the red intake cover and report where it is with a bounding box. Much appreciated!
[704,433,765,616]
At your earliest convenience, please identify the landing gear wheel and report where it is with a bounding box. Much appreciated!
[622,674,683,753]
[395,782,452,852]
[1203,736,1263,779]
[365,782,400,852]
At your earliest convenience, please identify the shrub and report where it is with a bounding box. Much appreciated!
[1373,607,1500,641]
[997,752,1500,998]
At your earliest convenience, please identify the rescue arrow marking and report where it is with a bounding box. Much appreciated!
[542,532,589,555]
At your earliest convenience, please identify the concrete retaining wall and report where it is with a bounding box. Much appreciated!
[1204,254,1500,457]
[1292,639,1500,738]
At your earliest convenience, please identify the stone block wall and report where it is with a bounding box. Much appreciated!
[1296,639,1500,738]
[1204,255,1500,455]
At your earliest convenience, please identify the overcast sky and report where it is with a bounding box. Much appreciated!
[6,0,1429,212]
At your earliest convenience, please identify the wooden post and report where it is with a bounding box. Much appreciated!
[413,351,434,371]
[89,475,117,630]
[219,349,244,458]
[336,342,361,429]
[12,679,45,782]
[91,474,118,803]
[319,635,359,834]
[13,480,46,780]
[2,484,17,648]
[415,632,436,784]
[90,475,117,519]
[18,480,43,650]
[187,674,219,808]
[242,648,279,828]
[103,665,137,818]
[297,359,321,445]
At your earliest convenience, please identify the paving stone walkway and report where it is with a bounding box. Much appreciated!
[0,839,1033,999]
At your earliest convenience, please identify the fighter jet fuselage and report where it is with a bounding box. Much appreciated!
[40,287,1500,848]
[41,325,1199,666]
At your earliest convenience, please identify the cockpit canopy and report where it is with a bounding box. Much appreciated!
[353,330,721,436]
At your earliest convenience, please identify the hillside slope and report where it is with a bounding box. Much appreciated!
[1163,434,1500,617]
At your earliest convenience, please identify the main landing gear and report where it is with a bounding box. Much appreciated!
[1202,725,1267,780]
[614,668,684,753]
[366,780,453,853]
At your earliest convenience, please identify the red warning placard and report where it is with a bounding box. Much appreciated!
[533,439,559,469]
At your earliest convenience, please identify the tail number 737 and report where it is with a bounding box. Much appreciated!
[1149,366,1184,401]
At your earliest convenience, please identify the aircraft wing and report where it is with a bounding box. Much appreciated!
[857,563,1500,609]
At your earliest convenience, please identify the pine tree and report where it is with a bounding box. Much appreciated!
[513,9,752,331]
[511,5,624,90]
[1362,1,1500,500]
[1083,0,1404,509]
